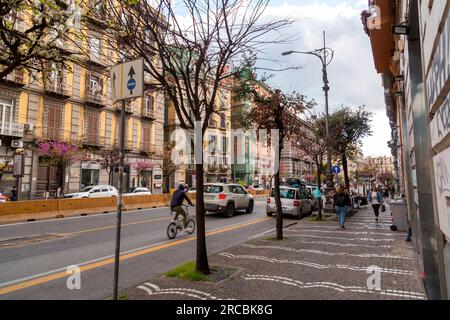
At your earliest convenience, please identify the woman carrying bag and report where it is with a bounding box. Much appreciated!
[367,186,384,222]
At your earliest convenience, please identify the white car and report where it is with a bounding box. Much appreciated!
[0,192,6,203]
[266,186,313,219]
[305,185,320,211]
[204,183,254,218]
[64,185,118,199]
[124,187,152,196]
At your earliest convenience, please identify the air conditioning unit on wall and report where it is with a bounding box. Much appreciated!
[23,123,34,131]
[11,140,23,148]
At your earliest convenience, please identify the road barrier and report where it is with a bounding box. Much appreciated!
[0,192,198,224]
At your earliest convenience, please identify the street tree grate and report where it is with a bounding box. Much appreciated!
[207,267,235,282]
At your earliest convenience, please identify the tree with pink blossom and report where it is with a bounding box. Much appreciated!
[35,141,90,197]
[131,159,154,188]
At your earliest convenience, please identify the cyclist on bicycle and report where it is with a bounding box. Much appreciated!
[170,184,193,228]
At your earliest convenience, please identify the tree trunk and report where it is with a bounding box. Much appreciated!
[195,162,210,274]
[164,175,170,194]
[341,153,350,190]
[274,170,283,240]
[316,163,322,220]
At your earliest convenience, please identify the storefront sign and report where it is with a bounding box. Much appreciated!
[154,175,162,180]
[13,154,24,177]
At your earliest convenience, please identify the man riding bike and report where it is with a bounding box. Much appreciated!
[170,184,193,228]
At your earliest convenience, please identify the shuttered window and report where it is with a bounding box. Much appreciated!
[47,106,62,140]
[142,125,151,151]
[85,110,100,145]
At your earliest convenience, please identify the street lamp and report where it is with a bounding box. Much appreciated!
[282,31,335,207]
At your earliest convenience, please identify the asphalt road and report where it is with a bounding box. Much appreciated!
[0,198,292,300]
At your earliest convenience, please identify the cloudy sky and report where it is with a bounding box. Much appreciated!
[254,0,391,157]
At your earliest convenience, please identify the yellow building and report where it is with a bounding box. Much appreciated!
[0,1,164,199]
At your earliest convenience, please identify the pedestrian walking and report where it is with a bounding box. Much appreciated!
[333,185,351,229]
[367,186,384,222]
[10,186,17,201]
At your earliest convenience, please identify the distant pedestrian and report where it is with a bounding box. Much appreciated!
[367,186,384,222]
[333,185,351,229]
[10,187,17,201]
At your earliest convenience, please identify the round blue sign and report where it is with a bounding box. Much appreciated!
[332,166,340,174]
[127,79,136,90]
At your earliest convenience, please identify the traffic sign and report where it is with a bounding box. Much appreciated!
[332,165,340,174]
[110,58,144,103]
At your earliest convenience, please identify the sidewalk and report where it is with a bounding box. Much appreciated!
[126,205,427,300]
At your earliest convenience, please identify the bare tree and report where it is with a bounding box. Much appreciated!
[0,0,89,79]
[244,89,312,239]
[153,142,183,193]
[98,148,121,186]
[101,0,293,273]
[295,111,341,220]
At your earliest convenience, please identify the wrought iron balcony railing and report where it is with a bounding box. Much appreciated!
[0,122,24,137]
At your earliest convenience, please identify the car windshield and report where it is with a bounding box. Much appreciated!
[205,185,223,193]
[80,186,93,192]
[271,188,296,199]
[127,188,136,193]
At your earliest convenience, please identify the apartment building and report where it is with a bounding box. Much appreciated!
[0,1,164,199]
[166,85,233,189]
[362,0,449,298]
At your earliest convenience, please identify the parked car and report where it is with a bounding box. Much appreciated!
[204,183,254,218]
[63,185,118,199]
[187,187,196,193]
[124,187,152,196]
[266,186,313,219]
[306,185,320,211]
[0,192,6,203]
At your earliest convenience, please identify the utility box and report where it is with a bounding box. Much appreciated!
[389,199,408,232]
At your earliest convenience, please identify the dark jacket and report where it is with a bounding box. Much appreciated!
[333,192,350,207]
[171,189,193,208]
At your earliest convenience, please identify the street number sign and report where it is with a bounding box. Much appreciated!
[110,59,144,103]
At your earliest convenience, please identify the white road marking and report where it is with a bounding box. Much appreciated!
[284,232,397,242]
[137,282,233,300]
[241,244,412,259]
[219,253,415,275]
[242,274,426,299]
[271,238,391,248]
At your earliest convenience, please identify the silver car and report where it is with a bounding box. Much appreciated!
[266,186,313,219]
[204,183,254,218]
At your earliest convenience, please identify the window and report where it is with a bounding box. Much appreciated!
[101,187,109,192]
[85,111,100,144]
[271,188,296,199]
[205,185,223,193]
[143,95,154,117]
[47,105,62,140]
[90,36,101,59]
[209,135,217,153]
[222,136,227,153]
[142,125,151,151]
[220,112,226,128]
[0,97,14,127]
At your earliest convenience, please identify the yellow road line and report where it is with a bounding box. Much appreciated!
[0,217,271,296]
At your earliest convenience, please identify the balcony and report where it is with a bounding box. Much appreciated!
[141,106,155,120]
[44,80,71,98]
[0,122,24,137]
[85,87,106,107]
[208,119,218,128]
[207,163,218,172]
[82,135,105,147]
[140,142,157,155]
[45,128,62,141]
[0,69,25,86]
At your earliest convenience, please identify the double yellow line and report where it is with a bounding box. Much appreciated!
[0,216,271,296]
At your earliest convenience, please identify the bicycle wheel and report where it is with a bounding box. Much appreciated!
[167,222,178,239]
[185,219,195,235]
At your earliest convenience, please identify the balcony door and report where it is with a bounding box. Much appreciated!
[0,97,14,135]
[46,105,62,140]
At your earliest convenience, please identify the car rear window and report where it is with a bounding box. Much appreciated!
[271,188,296,199]
[205,185,223,193]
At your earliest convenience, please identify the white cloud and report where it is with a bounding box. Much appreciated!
[254,0,390,156]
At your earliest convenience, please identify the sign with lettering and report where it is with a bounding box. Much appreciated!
[431,94,450,149]
[425,10,450,112]
[433,148,450,239]
[13,154,24,177]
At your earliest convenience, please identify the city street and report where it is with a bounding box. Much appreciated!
[0,198,279,299]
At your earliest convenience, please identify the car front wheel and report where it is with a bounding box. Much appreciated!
[246,200,254,214]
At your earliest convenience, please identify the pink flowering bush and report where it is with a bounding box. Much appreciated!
[36,141,90,166]
[131,159,154,171]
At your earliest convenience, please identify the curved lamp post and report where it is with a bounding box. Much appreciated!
[282,31,335,206]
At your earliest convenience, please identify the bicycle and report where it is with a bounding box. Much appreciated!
[167,205,195,239]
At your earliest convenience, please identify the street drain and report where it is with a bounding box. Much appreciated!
[0,234,65,248]
[206,266,236,282]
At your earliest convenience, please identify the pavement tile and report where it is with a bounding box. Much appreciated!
[126,205,427,300]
